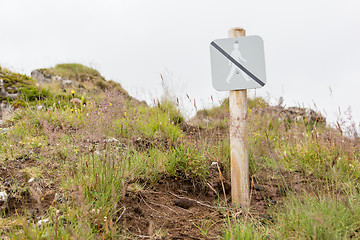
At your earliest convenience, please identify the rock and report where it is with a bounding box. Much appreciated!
[174,198,194,209]
[0,79,19,99]
[0,190,8,209]
[0,102,14,124]
[37,105,45,111]
[31,70,79,88]
[105,137,120,143]
[254,106,326,125]
[61,79,77,88]
[37,218,50,227]
[31,70,51,84]
[69,98,82,104]
[253,184,265,191]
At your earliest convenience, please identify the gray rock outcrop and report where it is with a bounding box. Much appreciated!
[0,78,19,99]
[255,105,326,124]
[0,102,14,126]
[31,70,78,88]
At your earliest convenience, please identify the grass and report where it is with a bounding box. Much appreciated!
[223,217,271,240]
[223,191,360,239]
[271,192,360,239]
[220,98,360,239]
[1,64,360,239]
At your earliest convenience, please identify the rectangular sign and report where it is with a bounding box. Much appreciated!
[210,36,266,91]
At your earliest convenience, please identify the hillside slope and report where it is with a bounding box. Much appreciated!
[0,65,359,239]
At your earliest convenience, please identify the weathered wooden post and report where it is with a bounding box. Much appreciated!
[228,28,250,209]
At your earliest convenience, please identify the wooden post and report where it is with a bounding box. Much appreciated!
[228,28,250,209]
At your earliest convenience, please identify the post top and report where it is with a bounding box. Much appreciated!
[228,28,246,37]
[229,27,245,31]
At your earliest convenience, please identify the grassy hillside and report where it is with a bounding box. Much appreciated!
[0,65,359,239]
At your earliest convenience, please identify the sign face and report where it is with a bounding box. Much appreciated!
[210,36,266,91]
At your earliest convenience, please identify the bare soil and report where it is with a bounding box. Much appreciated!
[119,177,224,239]
[117,167,313,239]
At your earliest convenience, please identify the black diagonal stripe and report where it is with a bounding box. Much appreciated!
[211,41,265,87]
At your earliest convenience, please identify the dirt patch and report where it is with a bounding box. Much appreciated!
[250,167,318,217]
[119,177,225,239]
[115,169,315,239]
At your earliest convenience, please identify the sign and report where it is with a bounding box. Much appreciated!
[210,35,266,91]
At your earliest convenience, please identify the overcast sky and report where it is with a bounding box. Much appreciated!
[1,0,359,129]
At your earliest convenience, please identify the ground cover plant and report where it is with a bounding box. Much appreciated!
[0,64,359,239]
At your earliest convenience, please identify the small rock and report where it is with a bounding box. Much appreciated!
[253,184,265,191]
[0,190,8,209]
[37,218,50,227]
[0,191,8,201]
[105,137,119,143]
[174,198,194,209]
[37,105,45,111]
[70,98,82,104]
[28,177,35,183]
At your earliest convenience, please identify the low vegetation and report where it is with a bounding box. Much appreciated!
[0,64,359,239]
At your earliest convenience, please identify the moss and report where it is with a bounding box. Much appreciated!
[0,69,32,86]
[12,99,25,108]
[19,85,50,102]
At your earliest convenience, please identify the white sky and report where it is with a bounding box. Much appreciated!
[1,0,359,129]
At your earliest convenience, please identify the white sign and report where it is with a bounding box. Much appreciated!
[210,36,266,91]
